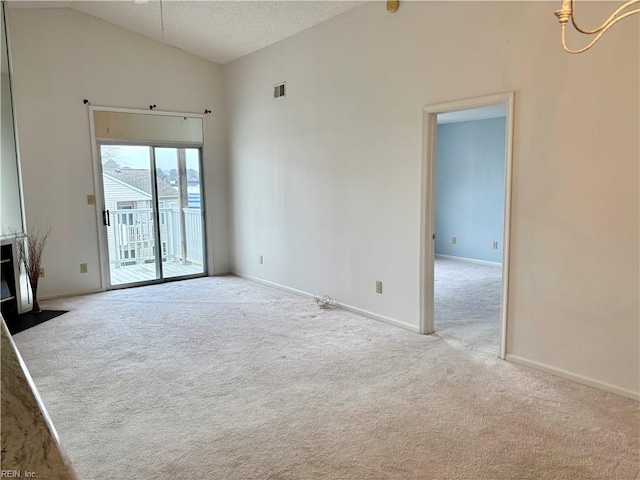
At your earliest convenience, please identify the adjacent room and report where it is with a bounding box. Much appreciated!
[1,1,638,479]
[434,105,507,354]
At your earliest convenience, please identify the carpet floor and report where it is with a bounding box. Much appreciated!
[434,256,502,354]
[13,275,639,480]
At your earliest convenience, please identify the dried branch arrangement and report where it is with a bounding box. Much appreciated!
[16,227,51,313]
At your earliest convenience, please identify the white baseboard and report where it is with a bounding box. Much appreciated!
[210,271,231,277]
[232,272,420,333]
[40,289,103,301]
[506,354,639,401]
[40,272,230,300]
[435,254,501,267]
[334,301,419,333]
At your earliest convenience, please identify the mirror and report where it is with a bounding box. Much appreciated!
[1,3,24,236]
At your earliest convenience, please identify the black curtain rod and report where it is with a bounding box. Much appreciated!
[82,99,212,115]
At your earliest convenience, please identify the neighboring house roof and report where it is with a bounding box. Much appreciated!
[103,169,179,198]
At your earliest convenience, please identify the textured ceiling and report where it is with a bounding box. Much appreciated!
[11,1,364,65]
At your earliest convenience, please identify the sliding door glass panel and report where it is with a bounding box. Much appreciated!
[154,147,205,278]
[101,145,160,286]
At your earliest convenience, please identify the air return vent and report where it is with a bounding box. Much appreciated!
[273,82,286,99]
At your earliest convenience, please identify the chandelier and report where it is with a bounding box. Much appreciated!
[555,0,640,53]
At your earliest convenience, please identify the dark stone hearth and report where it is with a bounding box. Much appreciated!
[7,310,68,335]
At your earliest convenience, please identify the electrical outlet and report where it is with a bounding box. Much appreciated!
[80,263,88,274]
[259,255,264,265]
[376,281,383,294]
[492,241,498,249]
[87,194,95,205]
[39,268,45,278]
[452,237,457,245]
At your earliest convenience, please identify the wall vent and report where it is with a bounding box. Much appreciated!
[273,82,286,99]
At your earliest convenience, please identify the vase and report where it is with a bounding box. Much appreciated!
[30,280,41,314]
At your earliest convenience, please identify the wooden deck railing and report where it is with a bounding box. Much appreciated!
[107,208,204,268]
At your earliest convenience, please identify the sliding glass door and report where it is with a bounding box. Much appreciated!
[99,144,206,288]
[155,147,205,279]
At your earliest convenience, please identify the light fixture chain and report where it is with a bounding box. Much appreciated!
[159,0,165,39]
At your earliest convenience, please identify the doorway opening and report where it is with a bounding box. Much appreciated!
[420,93,514,359]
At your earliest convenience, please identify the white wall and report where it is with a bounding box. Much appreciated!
[8,7,230,298]
[225,2,639,396]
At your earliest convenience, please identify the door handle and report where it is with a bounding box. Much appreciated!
[103,210,110,226]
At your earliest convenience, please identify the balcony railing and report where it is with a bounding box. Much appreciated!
[107,208,204,268]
